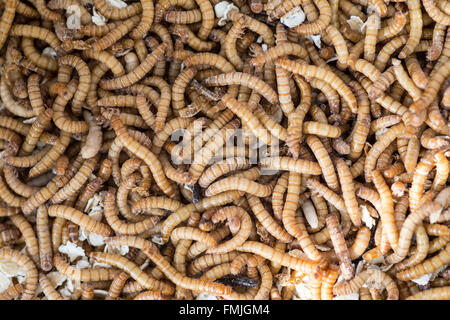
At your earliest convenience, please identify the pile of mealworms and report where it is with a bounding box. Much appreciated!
[0,0,448,301]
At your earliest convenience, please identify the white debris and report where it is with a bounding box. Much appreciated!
[256,35,263,43]
[75,257,91,269]
[46,271,67,288]
[85,192,105,214]
[114,47,133,57]
[412,273,433,286]
[104,244,129,256]
[294,279,311,300]
[79,193,106,245]
[0,271,11,292]
[92,7,107,26]
[106,0,127,8]
[196,292,218,300]
[59,286,72,299]
[0,260,27,281]
[59,279,81,300]
[302,200,318,229]
[326,56,338,63]
[87,232,105,247]
[355,260,365,275]
[23,117,36,124]
[333,292,359,300]
[308,35,321,49]
[152,234,164,245]
[280,6,305,28]
[360,205,376,229]
[214,1,238,26]
[79,228,87,242]
[261,44,268,51]
[42,47,57,58]
[58,242,86,262]
[346,16,365,32]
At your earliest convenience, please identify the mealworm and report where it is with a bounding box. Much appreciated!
[206,73,278,105]
[204,206,251,254]
[364,13,380,63]
[247,194,292,243]
[397,244,450,281]
[35,206,53,271]
[0,0,18,51]
[333,269,398,299]
[104,111,176,198]
[0,248,38,300]
[89,251,174,295]
[326,213,353,280]
[0,283,23,300]
[408,59,450,126]
[90,16,140,51]
[39,273,63,300]
[104,186,159,235]
[53,254,119,282]
[250,43,308,67]
[406,287,450,300]
[276,58,357,113]
[387,200,443,264]
[237,241,323,278]
[188,118,240,184]
[48,205,113,236]
[306,135,339,192]
[105,235,232,295]
[260,156,321,175]
[100,42,167,90]
[50,155,98,204]
[293,0,331,35]
[204,175,272,197]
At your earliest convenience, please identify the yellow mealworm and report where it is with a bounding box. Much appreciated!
[104,111,176,198]
[48,205,113,236]
[105,235,232,295]
[335,157,361,227]
[247,194,292,243]
[100,42,167,90]
[39,273,63,300]
[397,245,450,282]
[306,135,339,192]
[36,206,53,271]
[260,156,321,175]
[0,248,38,300]
[0,0,18,51]
[9,214,39,265]
[326,214,353,280]
[406,287,450,300]
[276,58,357,112]
[293,0,331,35]
[53,254,120,282]
[387,200,443,264]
